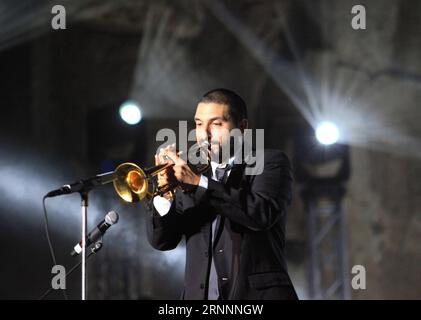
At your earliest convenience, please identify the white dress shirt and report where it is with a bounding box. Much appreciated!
[153,157,235,216]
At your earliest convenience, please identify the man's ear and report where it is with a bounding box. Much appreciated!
[239,119,249,132]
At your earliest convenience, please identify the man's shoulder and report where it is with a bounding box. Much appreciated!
[249,148,290,166]
[262,149,289,161]
[242,148,291,176]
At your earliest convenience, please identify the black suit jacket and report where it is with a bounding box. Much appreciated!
[146,149,298,300]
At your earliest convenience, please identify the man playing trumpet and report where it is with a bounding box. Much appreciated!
[146,88,298,300]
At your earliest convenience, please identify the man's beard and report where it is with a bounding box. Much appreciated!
[209,138,238,164]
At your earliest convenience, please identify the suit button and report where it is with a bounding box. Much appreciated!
[204,251,209,257]
[200,283,205,289]
[218,249,224,253]
[222,277,228,281]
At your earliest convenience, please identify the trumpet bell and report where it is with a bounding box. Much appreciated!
[113,163,149,202]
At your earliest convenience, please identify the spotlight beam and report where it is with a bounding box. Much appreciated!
[202,0,318,126]
[204,0,421,159]
[129,2,213,119]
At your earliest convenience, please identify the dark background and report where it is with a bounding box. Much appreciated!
[1,0,421,299]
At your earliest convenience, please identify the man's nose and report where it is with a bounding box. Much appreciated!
[204,125,212,140]
[196,127,210,141]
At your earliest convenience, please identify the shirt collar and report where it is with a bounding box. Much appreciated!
[211,156,235,172]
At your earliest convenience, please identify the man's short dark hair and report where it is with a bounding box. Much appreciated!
[199,88,248,126]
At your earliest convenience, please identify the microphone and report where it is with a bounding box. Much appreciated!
[70,211,119,257]
[45,171,115,198]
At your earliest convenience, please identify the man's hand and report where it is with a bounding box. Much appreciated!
[159,144,201,190]
[155,146,177,200]
[173,163,201,187]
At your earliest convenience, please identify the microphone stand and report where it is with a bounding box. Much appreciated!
[80,191,88,300]
[77,179,106,300]
[78,180,102,300]
[45,172,114,300]
[39,239,103,300]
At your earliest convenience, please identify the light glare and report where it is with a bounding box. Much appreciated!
[119,102,142,125]
[316,121,339,145]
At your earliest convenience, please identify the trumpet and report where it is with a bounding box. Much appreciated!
[113,141,211,202]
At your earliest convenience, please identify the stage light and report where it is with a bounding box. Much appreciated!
[316,121,339,145]
[119,101,142,125]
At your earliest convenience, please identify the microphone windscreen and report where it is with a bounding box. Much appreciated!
[105,211,119,225]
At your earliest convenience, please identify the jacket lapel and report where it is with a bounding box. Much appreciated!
[212,162,245,248]
[200,167,213,246]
